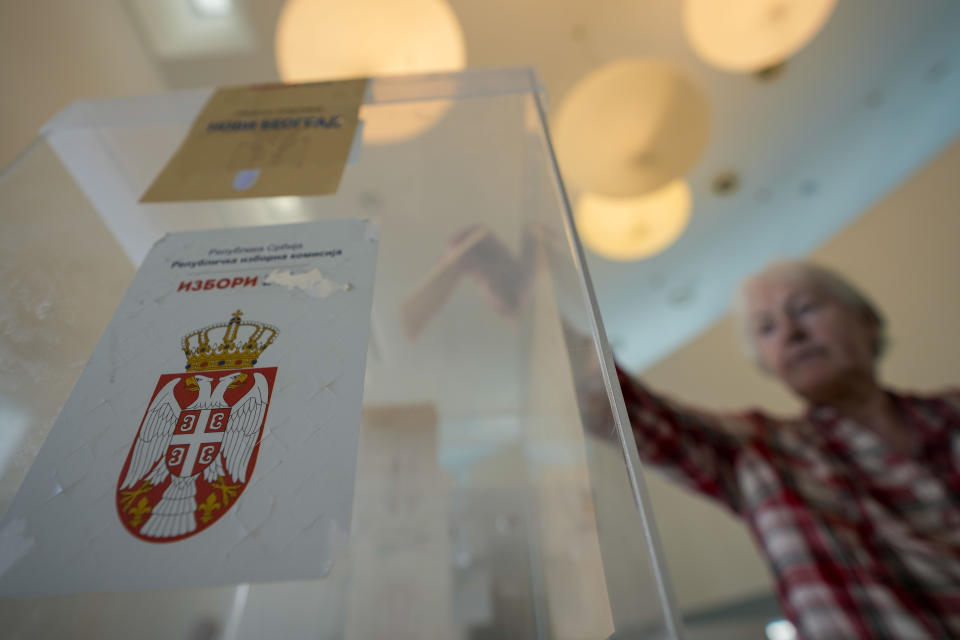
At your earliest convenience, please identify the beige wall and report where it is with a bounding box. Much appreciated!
[638,134,960,612]
[0,0,165,168]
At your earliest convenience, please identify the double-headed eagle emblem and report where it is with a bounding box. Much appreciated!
[116,310,277,542]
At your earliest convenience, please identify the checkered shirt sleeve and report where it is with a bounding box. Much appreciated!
[614,365,761,513]
[613,367,960,640]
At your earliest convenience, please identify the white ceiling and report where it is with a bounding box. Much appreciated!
[121,0,960,370]
[118,0,960,369]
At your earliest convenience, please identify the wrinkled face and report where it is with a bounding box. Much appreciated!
[745,273,877,404]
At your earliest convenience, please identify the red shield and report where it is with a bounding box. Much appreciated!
[116,368,276,543]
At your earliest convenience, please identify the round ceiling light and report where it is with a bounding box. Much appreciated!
[683,0,837,72]
[554,59,710,198]
[575,180,692,261]
[275,0,466,143]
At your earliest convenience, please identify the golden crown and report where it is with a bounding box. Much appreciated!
[182,310,277,371]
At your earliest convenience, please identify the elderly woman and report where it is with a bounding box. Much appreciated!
[442,229,959,638]
[614,261,960,639]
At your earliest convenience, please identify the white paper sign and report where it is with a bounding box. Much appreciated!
[0,219,379,596]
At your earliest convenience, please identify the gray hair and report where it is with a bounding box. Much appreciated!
[734,260,888,366]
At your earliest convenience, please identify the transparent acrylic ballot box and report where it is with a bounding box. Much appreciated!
[0,69,681,639]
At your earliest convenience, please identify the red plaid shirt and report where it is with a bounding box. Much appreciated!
[617,370,960,639]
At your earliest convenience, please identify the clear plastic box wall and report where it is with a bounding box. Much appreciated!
[0,69,681,640]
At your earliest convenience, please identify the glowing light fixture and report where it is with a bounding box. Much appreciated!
[765,619,797,640]
[554,59,710,198]
[275,0,466,143]
[575,180,692,261]
[683,0,837,72]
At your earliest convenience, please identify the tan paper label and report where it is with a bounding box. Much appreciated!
[141,79,368,202]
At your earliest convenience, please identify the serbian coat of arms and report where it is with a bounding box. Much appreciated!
[117,310,277,542]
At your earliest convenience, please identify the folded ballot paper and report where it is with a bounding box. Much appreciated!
[0,218,378,596]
